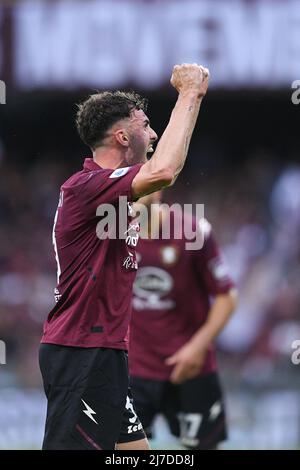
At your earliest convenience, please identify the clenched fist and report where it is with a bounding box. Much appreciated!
[170,63,210,97]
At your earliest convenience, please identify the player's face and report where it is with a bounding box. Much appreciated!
[127,109,158,164]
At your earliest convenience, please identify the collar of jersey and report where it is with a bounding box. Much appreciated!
[83,158,103,171]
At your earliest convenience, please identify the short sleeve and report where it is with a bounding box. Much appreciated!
[77,164,142,215]
[193,219,234,296]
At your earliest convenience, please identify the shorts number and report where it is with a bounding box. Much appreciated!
[178,412,203,440]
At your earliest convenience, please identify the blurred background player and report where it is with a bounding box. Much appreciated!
[129,191,237,449]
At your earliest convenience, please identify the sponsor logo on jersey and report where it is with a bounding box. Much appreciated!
[123,252,138,270]
[133,266,175,310]
[125,222,140,247]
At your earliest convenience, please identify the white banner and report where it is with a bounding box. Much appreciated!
[13,0,300,89]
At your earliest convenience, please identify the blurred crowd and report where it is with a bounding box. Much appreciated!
[0,145,300,390]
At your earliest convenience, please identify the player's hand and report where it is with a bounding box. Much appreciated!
[170,63,210,97]
[165,340,208,385]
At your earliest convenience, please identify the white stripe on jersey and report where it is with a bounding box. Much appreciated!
[52,208,61,284]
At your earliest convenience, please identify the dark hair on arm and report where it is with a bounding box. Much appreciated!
[76,90,148,150]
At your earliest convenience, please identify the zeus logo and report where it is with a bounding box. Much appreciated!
[81,399,99,425]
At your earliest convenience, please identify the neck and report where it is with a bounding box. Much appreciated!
[93,146,129,170]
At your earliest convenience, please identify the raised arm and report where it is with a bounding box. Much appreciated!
[132,63,210,198]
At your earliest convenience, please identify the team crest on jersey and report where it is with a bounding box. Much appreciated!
[160,245,179,265]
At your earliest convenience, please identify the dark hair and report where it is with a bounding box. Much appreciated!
[76,91,148,150]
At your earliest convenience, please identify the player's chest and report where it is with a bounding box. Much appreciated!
[136,239,188,272]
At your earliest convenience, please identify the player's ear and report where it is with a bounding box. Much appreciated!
[114,129,129,148]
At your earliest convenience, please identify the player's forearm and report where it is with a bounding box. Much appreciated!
[147,91,203,181]
[190,289,238,348]
[132,64,209,198]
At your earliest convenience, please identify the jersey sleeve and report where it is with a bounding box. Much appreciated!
[193,219,235,296]
[77,164,142,215]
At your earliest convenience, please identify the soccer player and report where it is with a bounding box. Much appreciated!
[39,64,210,450]
[129,191,237,450]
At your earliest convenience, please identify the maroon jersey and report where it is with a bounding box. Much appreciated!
[41,158,142,350]
[129,215,234,380]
